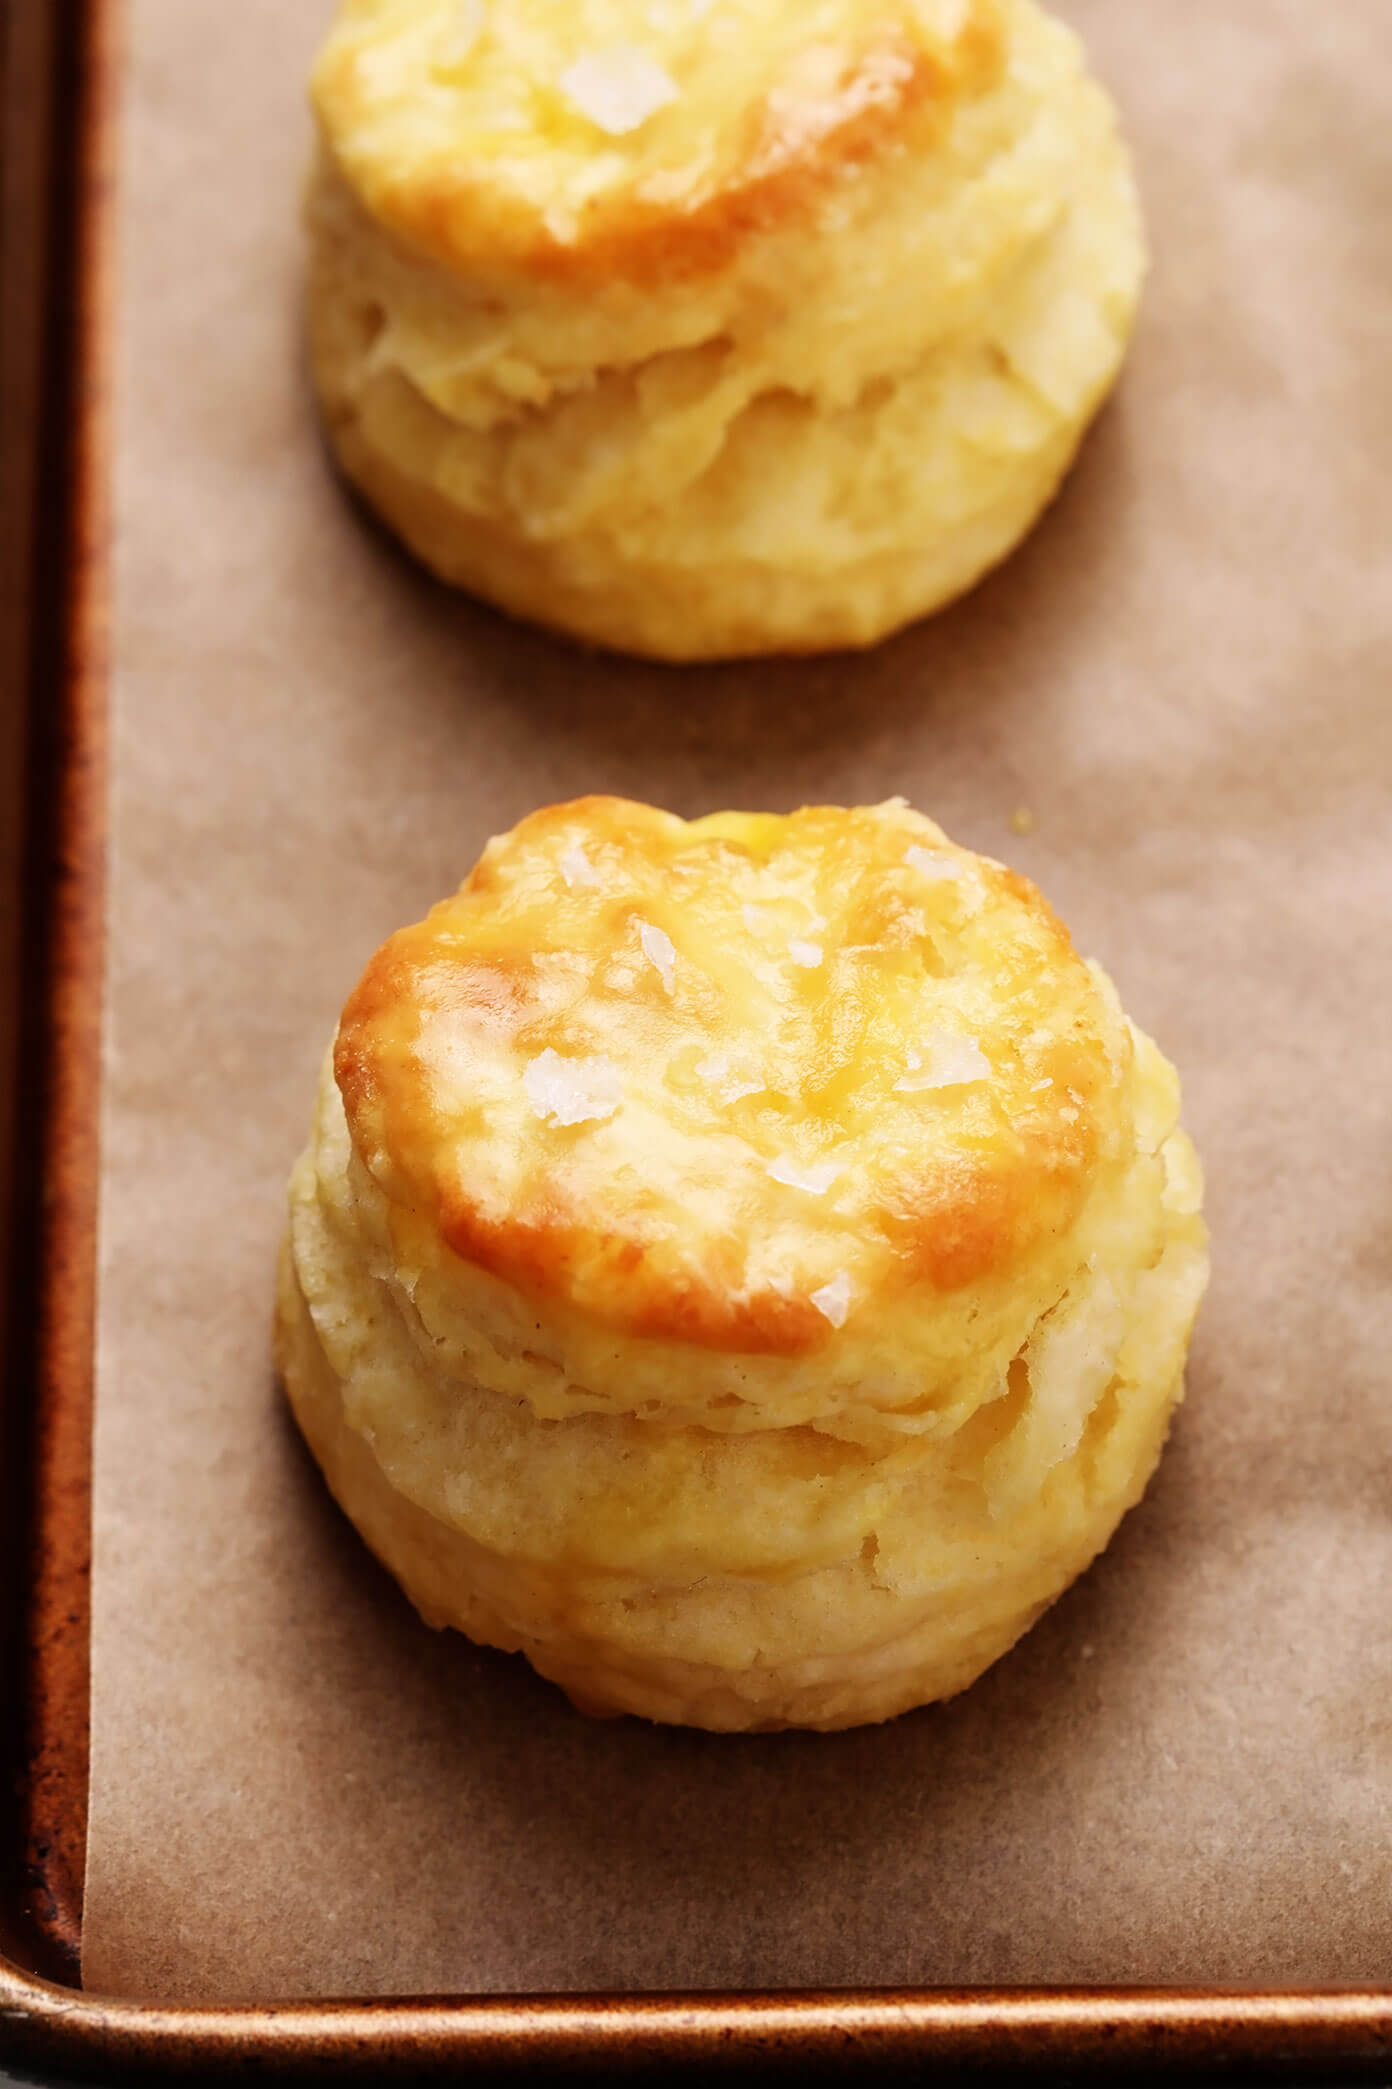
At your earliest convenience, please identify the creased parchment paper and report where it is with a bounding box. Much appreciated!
[83,0,1391,2003]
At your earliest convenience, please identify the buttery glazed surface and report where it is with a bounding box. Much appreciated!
[335,797,1152,1438]
[313,0,1004,281]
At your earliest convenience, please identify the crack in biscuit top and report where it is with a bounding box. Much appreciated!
[334,798,1129,1357]
[312,0,1006,280]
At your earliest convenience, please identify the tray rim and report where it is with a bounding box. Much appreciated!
[1,0,1390,2074]
[3,1976,1392,2082]
[1,0,111,1994]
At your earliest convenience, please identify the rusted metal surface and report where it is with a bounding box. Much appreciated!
[0,0,1388,2076]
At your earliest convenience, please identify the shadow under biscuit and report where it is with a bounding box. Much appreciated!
[310,382,1146,826]
[266,1344,1222,1994]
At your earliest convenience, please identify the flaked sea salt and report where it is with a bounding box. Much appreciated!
[904,843,963,883]
[523,1049,622,1127]
[893,1030,990,1093]
[559,47,678,135]
[768,1156,841,1195]
[639,920,677,993]
[559,842,601,889]
[810,1272,853,1328]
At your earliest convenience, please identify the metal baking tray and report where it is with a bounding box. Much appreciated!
[0,1,1388,2076]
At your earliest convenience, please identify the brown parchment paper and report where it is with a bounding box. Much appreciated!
[82,0,1392,2004]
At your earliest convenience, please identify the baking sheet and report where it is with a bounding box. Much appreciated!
[83,0,1392,2003]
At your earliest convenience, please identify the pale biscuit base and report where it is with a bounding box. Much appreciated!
[276,1054,1206,1732]
[307,0,1145,659]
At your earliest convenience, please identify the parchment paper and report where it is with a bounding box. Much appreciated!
[82,0,1392,2003]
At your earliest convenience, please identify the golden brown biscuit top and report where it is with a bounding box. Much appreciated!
[312,0,1004,279]
[335,797,1131,1359]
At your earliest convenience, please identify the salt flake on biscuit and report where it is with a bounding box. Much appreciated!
[767,1156,841,1195]
[810,1272,854,1328]
[559,841,602,889]
[523,1048,622,1127]
[639,920,677,992]
[895,1032,990,1091]
[559,48,679,136]
[905,843,964,883]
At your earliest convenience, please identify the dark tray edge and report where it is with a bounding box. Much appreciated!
[0,0,1389,2075]
[0,0,115,1994]
[0,1978,1390,2083]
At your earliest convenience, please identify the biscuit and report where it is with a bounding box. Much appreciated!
[306,0,1145,658]
[276,798,1207,1730]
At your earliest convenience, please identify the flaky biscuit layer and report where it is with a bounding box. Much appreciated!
[278,1041,1205,1728]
